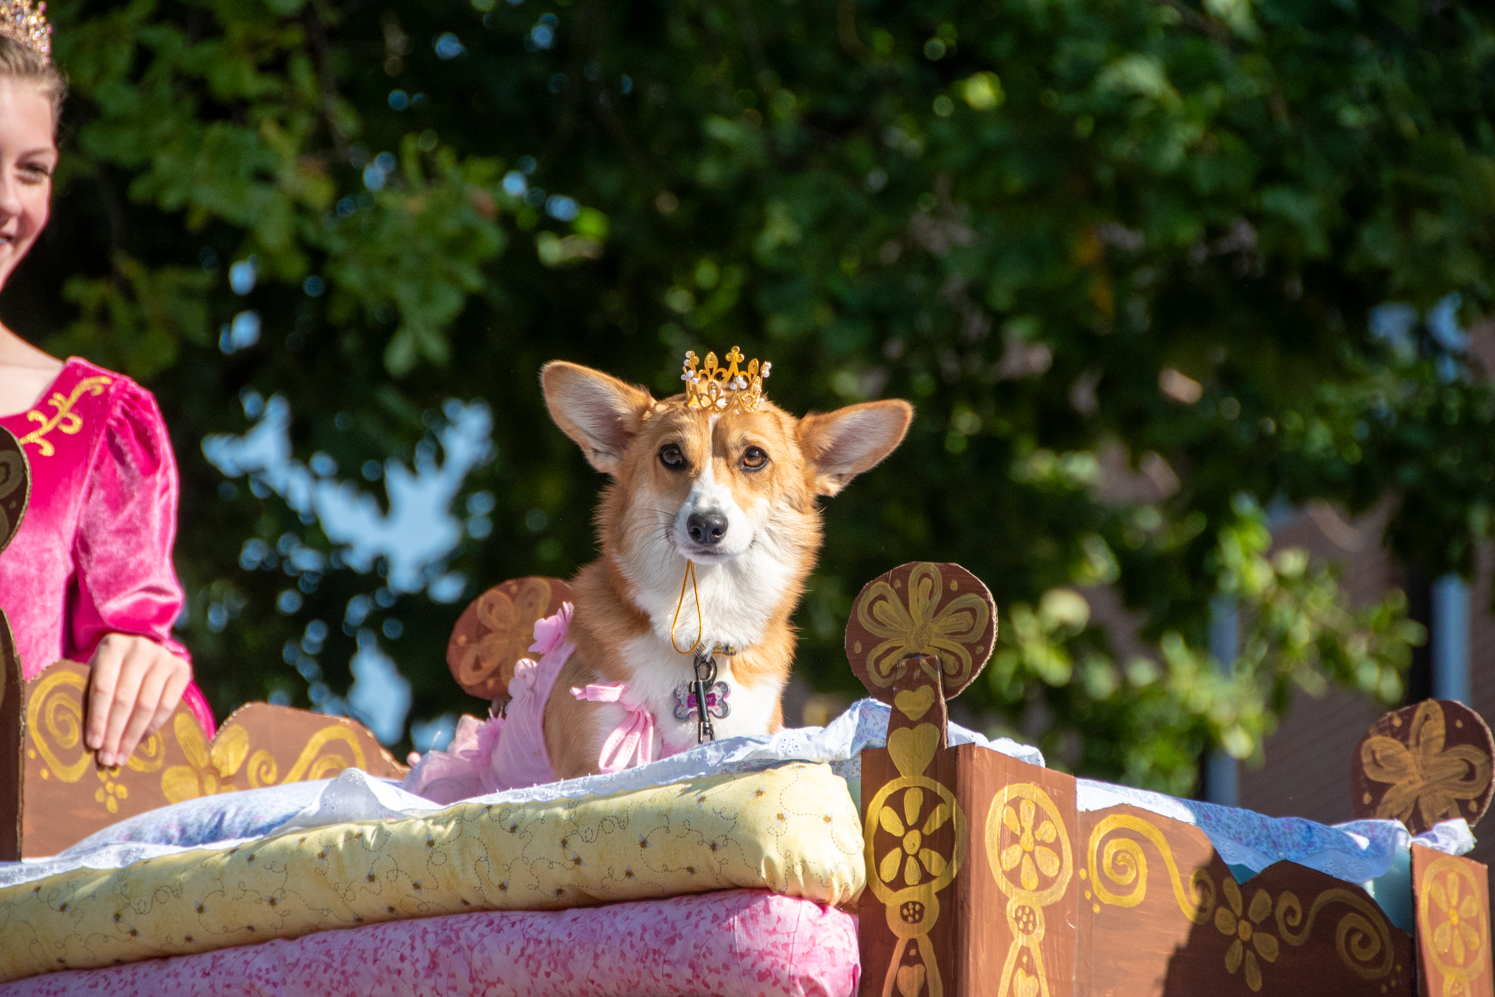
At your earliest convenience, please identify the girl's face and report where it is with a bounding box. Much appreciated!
[0,78,54,293]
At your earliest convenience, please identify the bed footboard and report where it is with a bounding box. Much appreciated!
[848,561,1492,997]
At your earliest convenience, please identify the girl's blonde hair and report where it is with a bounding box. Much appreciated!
[0,33,63,121]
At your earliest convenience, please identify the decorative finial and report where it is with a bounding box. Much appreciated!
[0,0,50,63]
[680,346,771,415]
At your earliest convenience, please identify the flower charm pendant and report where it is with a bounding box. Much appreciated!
[674,680,730,721]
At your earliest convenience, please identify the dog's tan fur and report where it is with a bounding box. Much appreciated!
[539,361,912,779]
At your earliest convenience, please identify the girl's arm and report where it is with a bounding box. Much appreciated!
[72,379,211,765]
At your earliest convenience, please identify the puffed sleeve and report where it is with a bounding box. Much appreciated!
[69,380,216,735]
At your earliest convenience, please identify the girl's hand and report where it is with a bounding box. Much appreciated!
[84,634,192,768]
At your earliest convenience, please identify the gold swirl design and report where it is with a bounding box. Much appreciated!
[17,376,113,457]
[1274,888,1393,980]
[1084,813,1215,924]
[161,720,369,802]
[1418,856,1487,996]
[985,783,1074,997]
[124,731,164,772]
[26,668,90,783]
[245,748,279,788]
[281,725,368,783]
[857,563,990,690]
[1362,700,1492,830]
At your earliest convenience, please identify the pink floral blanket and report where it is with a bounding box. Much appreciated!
[1,890,857,997]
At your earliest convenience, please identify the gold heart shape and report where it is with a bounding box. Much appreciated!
[1016,967,1040,997]
[894,686,936,721]
[896,964,927,997]
[888,724,940,778]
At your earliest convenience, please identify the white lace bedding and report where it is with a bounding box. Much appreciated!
[0,699,1471,907]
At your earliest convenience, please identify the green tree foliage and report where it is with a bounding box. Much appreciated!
[9,0,1494,794]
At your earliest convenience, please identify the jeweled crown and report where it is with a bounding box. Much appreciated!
[681,347,771,414]
[0,0,50,63]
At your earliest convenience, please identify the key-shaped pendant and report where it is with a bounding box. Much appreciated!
[682,651,731,742]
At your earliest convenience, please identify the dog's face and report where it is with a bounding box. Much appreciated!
[541,360,912,641]
[636,402,805,565]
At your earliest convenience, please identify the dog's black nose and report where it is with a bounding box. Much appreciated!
[687,510,729,546]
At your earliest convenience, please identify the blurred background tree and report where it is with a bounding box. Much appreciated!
[8,0,1495,795]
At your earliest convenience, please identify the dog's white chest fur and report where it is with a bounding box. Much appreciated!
[619,634,784,754]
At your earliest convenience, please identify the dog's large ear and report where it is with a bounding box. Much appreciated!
[541,361,656,474]
[799,399,914,497]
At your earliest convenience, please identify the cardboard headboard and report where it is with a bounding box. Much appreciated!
[4,655,407,858]
[0,422,407,859]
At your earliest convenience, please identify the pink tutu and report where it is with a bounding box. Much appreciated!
[402,604,575,803]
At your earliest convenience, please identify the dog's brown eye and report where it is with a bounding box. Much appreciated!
[659,443,686,469]
[741,446,768,471]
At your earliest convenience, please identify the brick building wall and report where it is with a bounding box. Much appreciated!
[1236,505,1495,866]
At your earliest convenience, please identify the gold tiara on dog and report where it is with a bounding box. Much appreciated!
[0,0,50,62]
[681,347,771,414]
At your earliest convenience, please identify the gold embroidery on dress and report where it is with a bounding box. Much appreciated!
[17,375,113,456]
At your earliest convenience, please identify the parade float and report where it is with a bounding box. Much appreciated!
[0,424,1490,996]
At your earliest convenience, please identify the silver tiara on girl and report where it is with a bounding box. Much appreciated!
[0,0,50,63]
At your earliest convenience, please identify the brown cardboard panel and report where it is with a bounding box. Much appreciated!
[860,742,1079,997]
[1076,803,1413,997]
[861,746,963,997]
[1075,804,1220,997]
[447,576,573,700]
[0,611,21,861]
[1413,844,1493,997]
[1353,699,1494,834]
[19,659,406,856]
[859,654,958,997]
[957,744,1079,997]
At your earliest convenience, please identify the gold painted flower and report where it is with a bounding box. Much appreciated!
[1362,700,1491,830]
[877,787,952,886]
[161,714,249,803]
[454,580,552,689]
[858,563,990,687]
[1213,877,1279,992]
[94,767,128,815]
[1430,870,1483,967]
[999,797,1061,892]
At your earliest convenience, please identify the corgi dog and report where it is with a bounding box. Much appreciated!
[539,354,912,779]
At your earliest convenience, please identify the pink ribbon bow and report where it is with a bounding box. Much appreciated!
[571,682,656,773]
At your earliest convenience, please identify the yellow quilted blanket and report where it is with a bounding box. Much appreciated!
[0,761,864,982]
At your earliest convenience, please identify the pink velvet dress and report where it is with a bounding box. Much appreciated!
[0,356,215,736]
